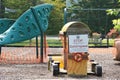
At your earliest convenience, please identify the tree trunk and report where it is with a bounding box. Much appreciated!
[0,0,5,18]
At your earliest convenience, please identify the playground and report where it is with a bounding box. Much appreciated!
[0,47,120,80]
[0,1,120,79]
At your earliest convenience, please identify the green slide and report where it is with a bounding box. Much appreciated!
[0,3,53,45]
[0,18,15,34]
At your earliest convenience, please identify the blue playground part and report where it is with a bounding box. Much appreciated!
[0,4,53,45]
[0,18,15,34]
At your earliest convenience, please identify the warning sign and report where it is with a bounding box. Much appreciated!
[68,34,88,53]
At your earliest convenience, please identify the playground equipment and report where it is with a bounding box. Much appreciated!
[0,3,53,63]
[48,21,102,77]
[0,18,15,34]
[0,4,53,45]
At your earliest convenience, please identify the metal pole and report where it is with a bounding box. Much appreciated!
[107,36,109,47]
[36,36,39,58]
[0,0,4,56]
[31,8,44,63]
[63,32,67,69]
[64,8,67,24]
[44,34,47,58]
[40,32,44,63]
[0,46,1,56]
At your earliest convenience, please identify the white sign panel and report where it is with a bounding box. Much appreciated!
[68,34,88,53]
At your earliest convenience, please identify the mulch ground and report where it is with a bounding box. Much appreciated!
[0,47,120,80]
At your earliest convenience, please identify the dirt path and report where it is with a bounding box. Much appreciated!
[0,47,120,80]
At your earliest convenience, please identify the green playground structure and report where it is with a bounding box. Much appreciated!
[0,18,15,34]
[0,3,53,62]
[0,4,53,45]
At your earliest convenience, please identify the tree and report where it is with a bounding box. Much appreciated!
[106,0,120,34]
[43,0,65,35]
[3,0,32,18]
[3,0,44,19]
[2,0,120,35]
[65,0,120,34]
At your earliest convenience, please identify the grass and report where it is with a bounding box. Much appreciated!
[5,38,114,47]
[89,38,114,47]
[5,39,62,47]
[102,38,114,46]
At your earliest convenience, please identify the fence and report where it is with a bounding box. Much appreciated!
[0,37,112,64]
[0,47,43,64]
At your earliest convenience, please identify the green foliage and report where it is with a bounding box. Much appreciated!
[67,0,120,9]
[4,0,32,19]
[3,0,44,19]
[106,0,120,33]
[3,0,119,35]
[0,0,5,18]
[66,0,120,34]
[113,19,120,32]
[44,0,65,35]
[107,9,120,16]
[3,0,65,35]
